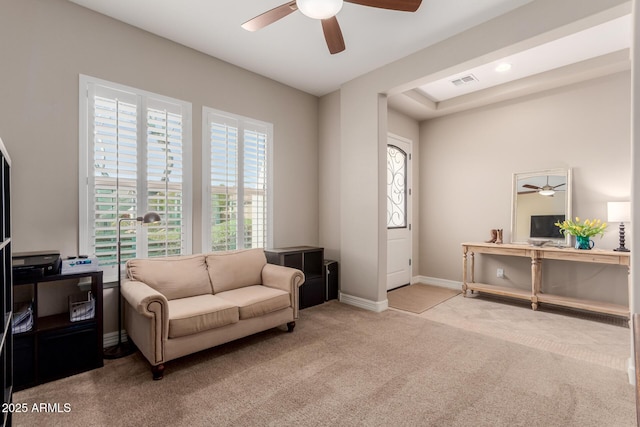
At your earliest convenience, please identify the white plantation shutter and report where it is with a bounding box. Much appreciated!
[146,106,185,258]
[203,108,272,252]
[243,126,268,249]
[93,95,138,267]
[208,117,239,251]
[80,76,192,282]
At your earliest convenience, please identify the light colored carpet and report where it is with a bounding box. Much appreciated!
[388,283,460,313]
[13,301,635,427]
[417,293,631,372]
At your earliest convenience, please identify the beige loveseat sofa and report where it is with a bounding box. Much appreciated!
[121,248,305,379]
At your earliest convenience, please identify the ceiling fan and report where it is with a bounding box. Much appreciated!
[521,177,566,196]
[241,0,423,54]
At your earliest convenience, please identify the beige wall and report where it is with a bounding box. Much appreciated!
[0,0,319,333]
[419,72,631,304]
[319,91,341,261]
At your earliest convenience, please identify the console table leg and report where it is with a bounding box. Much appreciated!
[462,248,468,296]
[470,252,475,284]
[531,254,542,311]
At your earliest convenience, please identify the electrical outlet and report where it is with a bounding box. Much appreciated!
[497,268,504,279]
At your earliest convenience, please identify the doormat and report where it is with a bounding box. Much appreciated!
[388,283,460,314]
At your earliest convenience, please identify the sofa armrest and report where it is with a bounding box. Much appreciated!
[121,279,169,343]
[262,263,305,318]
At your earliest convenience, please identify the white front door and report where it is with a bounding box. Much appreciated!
[386,134,412,291]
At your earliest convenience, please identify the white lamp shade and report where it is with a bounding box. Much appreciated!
[297,0,343,19]
[607,201,631,223]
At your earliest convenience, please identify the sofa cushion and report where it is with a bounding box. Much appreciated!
[216,285,291,320]
[167,295,239,338]
[206,248,267,294]
[127,255,212,300]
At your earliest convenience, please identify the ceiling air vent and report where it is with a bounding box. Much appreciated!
[450,74,478,87]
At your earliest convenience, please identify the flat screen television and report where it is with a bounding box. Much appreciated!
[530,214,565,239]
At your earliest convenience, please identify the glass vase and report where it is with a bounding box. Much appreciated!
[575,235,594,250]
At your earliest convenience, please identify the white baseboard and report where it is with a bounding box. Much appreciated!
[339,292,388,312]
[412,276,462,291]
[103,330,129,348]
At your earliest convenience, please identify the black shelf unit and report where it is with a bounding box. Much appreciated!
[265,246,325,309]
[324,259,339,301]
[0,138,11,427]
[12,271,103,391]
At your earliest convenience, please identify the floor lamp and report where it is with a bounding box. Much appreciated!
[607,201,631,252]
[104,211,161,359]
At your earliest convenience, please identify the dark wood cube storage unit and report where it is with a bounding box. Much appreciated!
[265,246,325,309]
[0,139,12,427]
[13,271,103,391]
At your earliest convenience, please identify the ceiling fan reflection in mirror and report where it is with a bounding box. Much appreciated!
[521,176,566,196]
[241,0,423,54]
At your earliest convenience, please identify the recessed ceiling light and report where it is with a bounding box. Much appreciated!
[495,63,512,72]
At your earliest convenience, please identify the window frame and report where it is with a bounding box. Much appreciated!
[79,75,193,283]
[201,107,274,253]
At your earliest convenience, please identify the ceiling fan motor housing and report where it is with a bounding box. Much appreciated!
[297,0,344,20]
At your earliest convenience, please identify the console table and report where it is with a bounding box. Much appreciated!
[461,242,630,318]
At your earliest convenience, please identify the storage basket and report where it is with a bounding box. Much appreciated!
[69,291,95,322]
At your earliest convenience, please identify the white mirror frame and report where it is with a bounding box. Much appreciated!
[511,168,572,246]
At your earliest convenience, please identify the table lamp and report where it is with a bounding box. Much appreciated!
[607,201,630,252]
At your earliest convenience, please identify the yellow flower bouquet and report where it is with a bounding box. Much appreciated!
[555,217,607,238]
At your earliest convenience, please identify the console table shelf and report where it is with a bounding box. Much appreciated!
[463,282,531,300]
[462,242,630,318]
[535,293,627,318]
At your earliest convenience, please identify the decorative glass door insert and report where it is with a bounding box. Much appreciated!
[387,144,407,228]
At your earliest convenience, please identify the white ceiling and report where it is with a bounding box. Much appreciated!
[67,0,535,96]
[67,0,631,120]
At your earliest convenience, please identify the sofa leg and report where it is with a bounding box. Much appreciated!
[152,364,165,380]
[287,321,295,332]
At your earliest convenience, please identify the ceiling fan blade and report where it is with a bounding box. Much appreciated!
[519,190,538,194]
[241,1,298,32]
[321,17,345,55]
[344,0,422,12]
[523,184,541,190]
[552,183,566,189]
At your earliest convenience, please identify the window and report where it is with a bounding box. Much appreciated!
[387,144,407,228]
[203,108,272,252]
[79,76,192,282]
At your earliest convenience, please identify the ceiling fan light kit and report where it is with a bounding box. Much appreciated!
[297,0,343,20]
[242,0,422,54]
[521,175,565,197]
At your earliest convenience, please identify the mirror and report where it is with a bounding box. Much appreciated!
[511,168,572,245]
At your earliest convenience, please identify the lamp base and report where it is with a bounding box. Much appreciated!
[614,223,630,253]
[103,340,136,359]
